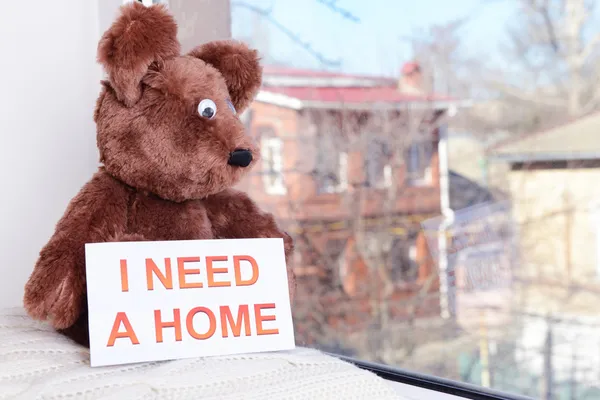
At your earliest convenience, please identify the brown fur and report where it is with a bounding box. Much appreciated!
[97,2,180,106]
[187,41,263,114]
[23,3,295,347]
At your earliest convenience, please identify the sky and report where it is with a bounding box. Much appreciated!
[231,0,517,77]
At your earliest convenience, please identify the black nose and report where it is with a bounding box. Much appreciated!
[228,149,253,167]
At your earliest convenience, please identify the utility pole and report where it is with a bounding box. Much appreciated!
[541,315,554,400]
[479,309,491,387]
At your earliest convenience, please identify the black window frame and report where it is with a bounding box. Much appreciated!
[327,353,535,400]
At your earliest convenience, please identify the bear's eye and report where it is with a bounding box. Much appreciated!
[226,99,237,115]
[198,99,217,119]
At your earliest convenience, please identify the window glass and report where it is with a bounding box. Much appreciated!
[314,134,347,194]
[232,1,600,398]
[406,138,434,184]
[365,138,392,188]
[258,127,287,195]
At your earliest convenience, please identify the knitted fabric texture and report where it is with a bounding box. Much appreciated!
[0,308,405,399]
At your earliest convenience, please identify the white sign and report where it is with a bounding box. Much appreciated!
[84,238,295,367]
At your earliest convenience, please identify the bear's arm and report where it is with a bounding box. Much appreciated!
[23,169,131,329]
[204,189,296,300]
[204,189,294,257]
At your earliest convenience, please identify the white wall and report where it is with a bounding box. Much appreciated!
[0,0,232,309]
[0,1,109,307]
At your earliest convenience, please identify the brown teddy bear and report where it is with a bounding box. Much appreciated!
[23,2,295,347]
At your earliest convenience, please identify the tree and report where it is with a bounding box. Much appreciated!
[231,0,360,68]
[403,19,474,99]
[470,0,600,136]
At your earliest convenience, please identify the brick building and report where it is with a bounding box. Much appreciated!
[236,64,465,345]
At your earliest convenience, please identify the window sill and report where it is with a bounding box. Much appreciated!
[264,186,288,196]
[264,191,288,196]
[406,178,433,187]
[317,187,348,195]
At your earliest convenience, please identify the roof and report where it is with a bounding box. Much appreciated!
[257,66,465,111]
[488,112,600,162]
[258,86,456,110]
[448,170,500,211]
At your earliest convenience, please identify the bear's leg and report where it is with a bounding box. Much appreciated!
[58,300,90,347]
[58,232,148,348]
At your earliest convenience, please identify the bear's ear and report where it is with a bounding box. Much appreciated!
[187,40,262,114]
[97,2,180,107]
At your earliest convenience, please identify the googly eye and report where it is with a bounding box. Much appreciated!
[198,99,217,119]
[226,99,237,115]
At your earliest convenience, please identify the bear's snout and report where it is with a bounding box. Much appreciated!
[227,149,253,168]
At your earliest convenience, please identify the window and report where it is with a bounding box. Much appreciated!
[230,1,600,398]
[405,139,433,185]
[389,238,419,283]
[260,134,286,195]
[365,139,392,188]
[314,134,348,194]
[323,238,348,284]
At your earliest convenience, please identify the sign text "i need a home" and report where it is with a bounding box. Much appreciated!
[84,238,295,367]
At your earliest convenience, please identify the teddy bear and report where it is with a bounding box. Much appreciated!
[23,2,295,347]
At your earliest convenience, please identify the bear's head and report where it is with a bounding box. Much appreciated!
[94,2,261,202]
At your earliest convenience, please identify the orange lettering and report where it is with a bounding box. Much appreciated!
[207,256,231,287]
[107,312,139,346]
[177,257,203,289]
[234,255,259,286]
[220,305,250,337]
[186,307,216,340]
[254,303,279,335]
[146,258,173,290]
[120,259,129,292]
[154,309,182,343]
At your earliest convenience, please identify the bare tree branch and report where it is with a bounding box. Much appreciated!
[535,0,561,53]
[315,0,360,23]
[232,1,342,67]
[577,31,600,65]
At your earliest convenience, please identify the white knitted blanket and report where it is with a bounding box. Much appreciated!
[0,308,405,399]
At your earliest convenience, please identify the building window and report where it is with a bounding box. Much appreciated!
[365,139,392,188]
[260,131,287,195]
[322,238,348,286]
[389,238,419,283]
[314,135,348,194]
[406,139,434,185]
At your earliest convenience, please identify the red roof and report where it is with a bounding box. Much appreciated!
[263,86,453,105]
[259,65,457,108]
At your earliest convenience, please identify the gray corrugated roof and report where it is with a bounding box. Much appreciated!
[488,112,600,162]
